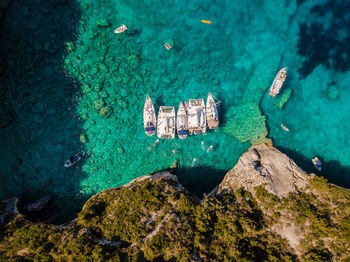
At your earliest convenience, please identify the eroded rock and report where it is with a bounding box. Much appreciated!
[217,143,310,198]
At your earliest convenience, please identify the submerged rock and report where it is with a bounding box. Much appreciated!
[24,195,52,213]
[96,18,109,27]
[99,106,113,118]
[80,133,88,144]
[327,85,339,99]
[275,87,293,110]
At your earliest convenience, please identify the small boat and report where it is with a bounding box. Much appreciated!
[165,43,172,50]
[281,124,289,132]
[64,153,83,167]
[187,99,206,135]
[201,20,212,24]
[312,157,322,171]
[269,67,287,97]
[143,94,157,136]
[176,102,189,139]
[206,92,219,129]
[114,24,127,34]
[157,106,176,139]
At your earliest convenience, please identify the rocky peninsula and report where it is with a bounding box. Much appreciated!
[1,144,350,261]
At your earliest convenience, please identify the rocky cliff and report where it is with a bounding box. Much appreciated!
[1,144,350,261]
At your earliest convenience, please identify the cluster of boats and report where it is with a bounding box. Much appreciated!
[143,92,219,139]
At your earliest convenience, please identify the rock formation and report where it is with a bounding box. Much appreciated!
[1,145,349,261]
[217,143,310,198]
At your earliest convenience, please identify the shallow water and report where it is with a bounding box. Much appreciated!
[1,0,349,222]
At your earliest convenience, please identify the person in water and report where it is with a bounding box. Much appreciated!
[165,43,172,50]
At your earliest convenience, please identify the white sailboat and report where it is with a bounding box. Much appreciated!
[143,94,156,136]
[206,92,219,129]
[177,102,189,139]
[187,99,206,135]
[157,106,176,139]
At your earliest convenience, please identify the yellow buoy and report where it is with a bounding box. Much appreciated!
[201,20,212,24]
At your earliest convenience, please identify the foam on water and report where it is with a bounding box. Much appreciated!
[1,0,349,222]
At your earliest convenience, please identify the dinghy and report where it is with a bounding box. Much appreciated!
[206,92,219,129]
[176,102,189,139]
[114,24,127,34]
[269,67,287,97]
[187,99,206,135]
[64,153,83,167]
[312,157,322,171]
[157,106,175,139]
[143,94,157,136]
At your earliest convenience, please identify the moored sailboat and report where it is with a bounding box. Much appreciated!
[206,92,219,129]
[157,106,176,139]
[187,99,206,135]
[177,102,189,139]
[269,67,287,97]
[143,94,157,136]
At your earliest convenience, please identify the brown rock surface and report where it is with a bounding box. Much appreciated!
[217,143,310,198]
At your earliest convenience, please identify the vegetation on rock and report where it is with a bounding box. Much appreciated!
[0,173,349,261]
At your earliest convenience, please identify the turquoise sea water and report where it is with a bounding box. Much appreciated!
[1,0,350,222]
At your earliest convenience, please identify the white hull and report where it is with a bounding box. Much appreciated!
[269,67,287,97]
[187,99,206,135]
[177,102,188,139]
[206,92,219,129]
[114,24,127,34]
[143,95,156,136]
[157,106,175,139]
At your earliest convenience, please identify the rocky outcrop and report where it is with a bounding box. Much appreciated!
[0,197,19,225]
[217,143,310,198]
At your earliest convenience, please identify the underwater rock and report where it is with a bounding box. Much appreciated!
[96,18,109,27]
[99,63,108,73]
[47,108,56,115]
[24,195,52,213]
[99,106,113,118]
[126,54,140,68]
[80,133,88,144]
[33,114,43,124]
[94,82,103,91]
[116,145,125,154]
[81,84,92,94]
[327,86,339,99]
[223,104,268,144]
[134,74,142,82]
[275,88,293,110]
[65,42,75,52]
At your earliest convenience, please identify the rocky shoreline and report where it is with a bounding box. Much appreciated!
[1,144,350,261]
